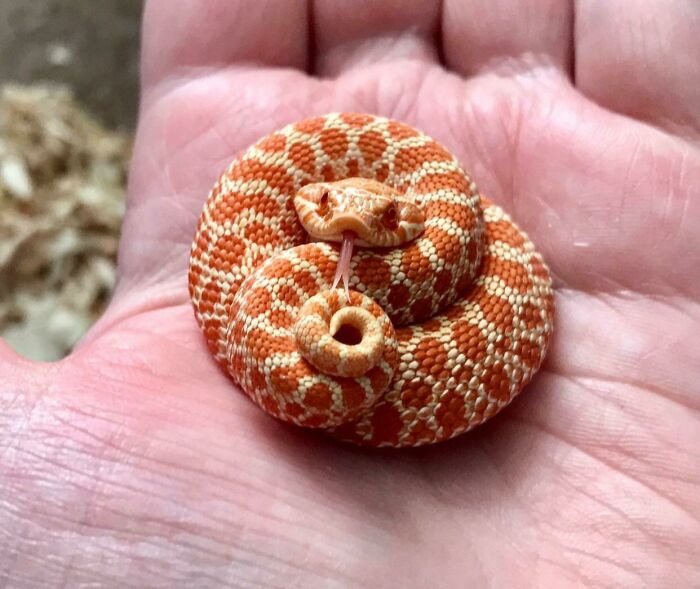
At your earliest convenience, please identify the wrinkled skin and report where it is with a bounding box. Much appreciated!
[1,1,699,587]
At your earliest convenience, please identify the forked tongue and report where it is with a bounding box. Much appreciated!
[332,230,355,302]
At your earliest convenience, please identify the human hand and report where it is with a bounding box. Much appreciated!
[2,1,698,586]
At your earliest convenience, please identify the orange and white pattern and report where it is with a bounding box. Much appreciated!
[188,113,554,447]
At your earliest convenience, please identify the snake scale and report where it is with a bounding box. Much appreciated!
[188,113,554,447]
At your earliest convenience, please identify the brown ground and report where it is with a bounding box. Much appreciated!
[0,0,142,129]
[0,1,141,359]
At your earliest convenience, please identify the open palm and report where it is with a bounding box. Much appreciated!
[1,1,698,586]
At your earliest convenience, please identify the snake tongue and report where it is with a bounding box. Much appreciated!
[332,230,355,302]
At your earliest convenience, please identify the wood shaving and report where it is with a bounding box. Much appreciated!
[0,84,131,360]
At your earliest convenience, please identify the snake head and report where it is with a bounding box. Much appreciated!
[293,178,425,247]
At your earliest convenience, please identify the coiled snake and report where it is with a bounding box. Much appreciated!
[188,113,554,447]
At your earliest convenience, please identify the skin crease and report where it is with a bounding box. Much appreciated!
[1,0,699,586]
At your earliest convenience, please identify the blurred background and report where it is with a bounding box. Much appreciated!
[0,0,142,360]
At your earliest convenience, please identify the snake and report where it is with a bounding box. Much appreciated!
[188,113,554,448]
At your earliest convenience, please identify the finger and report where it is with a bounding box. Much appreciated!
[312,0,441,77]
[443,0,573,78]
[142,0,310,87]
[575,0,700,137]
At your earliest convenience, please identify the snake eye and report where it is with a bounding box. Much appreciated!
[383,204,399,230]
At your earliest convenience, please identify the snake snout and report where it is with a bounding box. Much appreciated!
[325,212,373,242]
[293,177,425,248]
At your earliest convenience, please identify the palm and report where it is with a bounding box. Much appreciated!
[2,1,698,586]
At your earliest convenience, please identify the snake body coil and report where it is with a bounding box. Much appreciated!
[189,113,554,447]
